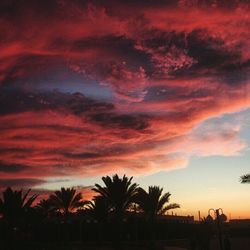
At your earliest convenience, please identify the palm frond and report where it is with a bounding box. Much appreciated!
[92,174,138,218]
[240,174,250,183]
[135,185,179,219]
[49,187,84,214]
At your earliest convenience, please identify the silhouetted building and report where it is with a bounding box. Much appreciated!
[158,214,195,224]
[229,219,250,228]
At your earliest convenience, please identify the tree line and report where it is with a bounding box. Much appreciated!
[0,174,180,227]
[1,174,234,249]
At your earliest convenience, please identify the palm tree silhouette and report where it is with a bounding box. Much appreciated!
[87,195,110,222]
[0,187,37,225]
[49,187,86,216]
[92,174,138,220]
[36,198,56,218]
[240,174,250,183]
[135,186,180,220]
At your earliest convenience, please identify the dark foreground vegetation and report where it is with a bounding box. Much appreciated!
[0,174,246,250]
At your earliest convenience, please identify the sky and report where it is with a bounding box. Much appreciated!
[0,0,250,219]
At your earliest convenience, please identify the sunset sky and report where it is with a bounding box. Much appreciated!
[0,0,250,219]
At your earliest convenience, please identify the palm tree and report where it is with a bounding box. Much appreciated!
[87,196,110,222]
[92,174,138,219]
[35,198,56,218]
[49,187,86,216]
[240,174,250,183]
[0,187,37,225]
[135,186,180,220]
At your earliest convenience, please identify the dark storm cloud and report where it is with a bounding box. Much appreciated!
[0,178,45,188]
[89,113,149,130]
[133,28,247,79]
[1,0,247,18]
[0,89,150,131]
[0,162,28,173]
[64,152,102,158]
[0,0,62,20]
[0,89,52,115]
[88,0,249,12]
[71,35,150,68]
[0,89,111,114]
[144,85,214,102]
[186,29,241,70]
[67,92,114,114]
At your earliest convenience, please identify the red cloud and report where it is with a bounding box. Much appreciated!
[0,78,249,181]
[0,1,249,189]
